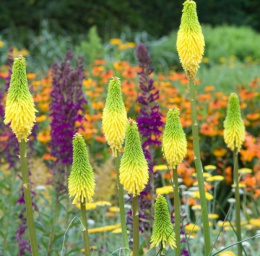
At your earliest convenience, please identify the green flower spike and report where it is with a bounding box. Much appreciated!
[119,119,149,197]
[151,195,176,249]
[68,133,95,204]
[102,77,127,157]
[177,0,205,80]
[224,93,245,151]
[162,108,187,169]
[4,56,37,142]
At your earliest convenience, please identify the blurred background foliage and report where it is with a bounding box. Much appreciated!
[1,0,260,40]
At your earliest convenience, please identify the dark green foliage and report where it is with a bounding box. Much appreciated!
[0,0,260,39]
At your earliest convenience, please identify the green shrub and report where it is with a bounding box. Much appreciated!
[148,25,260,68]
[76,26,105,65]
[203,25,260,62]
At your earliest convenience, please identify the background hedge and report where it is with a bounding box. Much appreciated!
[1,0,260,38]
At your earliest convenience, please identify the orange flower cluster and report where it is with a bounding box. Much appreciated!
[0,60,259,196]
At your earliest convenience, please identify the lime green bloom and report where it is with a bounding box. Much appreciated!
[119,119,149,197]
[224,93,245,151]
[102,77,127,157]
[4,56,37,142]
[68,133,95,204]
[151,195,176,248]
[177,0,205,80]
[162,108,187,169]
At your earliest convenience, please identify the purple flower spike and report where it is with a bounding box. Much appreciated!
[136,44,163,172]
[50,50,87,194]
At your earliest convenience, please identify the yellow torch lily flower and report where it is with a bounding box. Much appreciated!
[151,195,176,248]
[119,119,149,197]
[68,133,95,204]
[102,77,127,157]
[224,93,245,151]
[177,0,205,80]
[4,56,37,141]
[162,108,187,169]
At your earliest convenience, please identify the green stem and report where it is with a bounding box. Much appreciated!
[64,164,71,255]
[132,195,139,256]
[173,168,181,256]
[19,139,39,256]
[233,149,242,256]
[115,153,129,253]
[47,193,58,255]
[80,200,91,256]
[3,168,16,250]
[189,80,211,255]
[159,241,163,256]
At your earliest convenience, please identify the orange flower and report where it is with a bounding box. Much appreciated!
[247,113,260,121]
[240,149,255,162]
[0,71,9,79]
[92,102,104,110]
[200,123,218,137]
[36,115,47,122]
[37,130,51,143]
[27,73,36,80]
[83,79,93,88]
[122,67,136,78]
[91,113,102,121]
[198,93,211,101]
[204,85,215,92]
[38,103,49,112]
[213,148,227,157]
[101,70,114,80]
[189,198,195,206]
[43,153,57,161]
[94,59,106,65]
[95,136,106,143]
[253,189,260,198]
[225,166,232,184]
[168,72,186,81]
[92,66,104,76]
[163,172,171,181]
[244,175,256,187]
[180,78,189,85]
[0,135,9,141]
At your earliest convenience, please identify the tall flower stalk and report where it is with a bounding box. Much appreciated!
[102,77,129,252]
[135,43,163,235]
[136,43,163,170]
[162,108,187,255]
[50,50,86,195]
[177,1,211,254]
[4,56,38,255]
[224,93,245,256]
[120,119,149,256]
[68,133,95,255]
